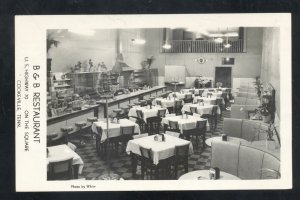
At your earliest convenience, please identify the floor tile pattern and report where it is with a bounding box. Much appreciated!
[76,110,230,180]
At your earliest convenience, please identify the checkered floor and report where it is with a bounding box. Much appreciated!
[76,110,230,180]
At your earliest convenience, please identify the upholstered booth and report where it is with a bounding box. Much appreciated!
[211,140,280,179]
[234,97,260,105]
[222,118,269,141]
[230,105,258,119]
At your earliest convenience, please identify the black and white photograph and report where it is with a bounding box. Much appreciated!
[15,14,292,191]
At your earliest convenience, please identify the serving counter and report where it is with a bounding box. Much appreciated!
[47,86,167,134]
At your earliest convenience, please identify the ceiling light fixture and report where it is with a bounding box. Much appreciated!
[223,27,232,48]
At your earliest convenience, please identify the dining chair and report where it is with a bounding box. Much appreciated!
[136,110,147,133]
[48,157,74,180]
[172,144,190,179]
[190,106,198,115]
[186,120,207,149]
[184,94,193,104]
[167,120,181,134]
[95,126,106,159]
[198,90,204,97]
[139,146,156,179]
[147,109,167,135]
[209,106,219,132]
[216,98,223,115]
[156,99,162,108]
[120,126,135,151]
[174,100,183,115]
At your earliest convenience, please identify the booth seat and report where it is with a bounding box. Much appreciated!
[222,118,269,141]
[233,97,260,105]
[230,105,258,119]
[211,140,280,179]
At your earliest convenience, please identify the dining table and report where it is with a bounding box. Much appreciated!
[161,115,210,133]
[152,97,183,108]
[205,136,248,147]
[47,144,84,178]
[128,106,168,122]
[91,118,140,142]
[126,134,193,165]
[178,169,241,180]
[193,96,225,105]
[181,104,221,116]
[168,92,193,99]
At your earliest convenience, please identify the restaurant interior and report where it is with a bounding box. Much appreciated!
[46,27,281,181]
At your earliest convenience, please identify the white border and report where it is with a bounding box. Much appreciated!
[15,14,292,191]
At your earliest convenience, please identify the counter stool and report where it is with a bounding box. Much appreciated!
[128,103,135,108]
[61,126,73,142]
[139,100,147,107]
[113,108,122,118]
[134,102,142,106]
[120,106,130,119]
[75,121,88,146]
[87,117,98,139]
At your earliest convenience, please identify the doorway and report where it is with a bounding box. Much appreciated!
[215,67,232,88]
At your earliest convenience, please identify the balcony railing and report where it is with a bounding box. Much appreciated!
[161,39,245,53]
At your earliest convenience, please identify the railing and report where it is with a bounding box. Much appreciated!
[161,39,245,53]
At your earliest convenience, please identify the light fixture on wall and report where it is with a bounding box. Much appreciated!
[162,28,172,50]
[132,29,146,45]
[214,37,224,43]
[223,28,232,48]
[68,29,95,36]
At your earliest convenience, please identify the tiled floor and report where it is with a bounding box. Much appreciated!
[76,110,230,180]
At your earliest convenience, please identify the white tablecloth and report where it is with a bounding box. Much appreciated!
[202,90,223,98]
[193,96,225,105]
[47,144,84,174]
[181,104,221,116]
[126,134,193,165]
[92,119,140,142]
[128,106,168,122]
[168,92,193,99]
[178,170,241,180]
[161,115,209,133]
[152,97,184,108]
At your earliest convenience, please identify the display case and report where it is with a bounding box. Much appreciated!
[133,68,158,87]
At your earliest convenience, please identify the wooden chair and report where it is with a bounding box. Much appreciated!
[120,126,135,151]
[190,106,198,115]
[167,120,180,134]
[48,157,74,180]
[172,144,189,179]
[184,120,207,149]
[209,106,219,132]
[139,146,156,179]
[95,127,106,159]
[136,110,147,133]
[174,100,183,115]
[156,99,162,108]
[184,94,193,103]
